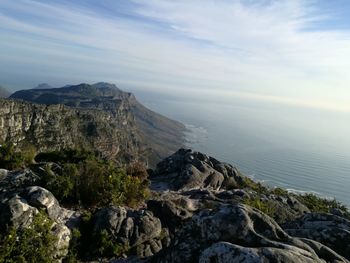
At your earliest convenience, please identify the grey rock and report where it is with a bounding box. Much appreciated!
[0,169,40,193]
[92,207,166,258]
[283,212,350,260]
[152,149,243,191]
[22,186,62,220]
[199,242,324,263]
[147,192,198,231]
[152,204,348,263]
[0,193,38,230]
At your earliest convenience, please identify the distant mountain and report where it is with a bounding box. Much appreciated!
[9,82,185,165]
[0,86,10,98]
[34,83,54,89]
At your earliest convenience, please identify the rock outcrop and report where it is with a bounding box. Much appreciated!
[1,148,349,262]
[152,148,244,191]
[283,213,350,260]
[92,206,169,258]
[9,82,185,165]
[152,203,348,263]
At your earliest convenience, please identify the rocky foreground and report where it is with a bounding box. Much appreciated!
[1,149,350,262]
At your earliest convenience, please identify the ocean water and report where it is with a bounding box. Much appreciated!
[138,95,350,205]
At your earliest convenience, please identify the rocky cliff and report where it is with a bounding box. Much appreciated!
[0,99,140,162]
[7,82,186,164]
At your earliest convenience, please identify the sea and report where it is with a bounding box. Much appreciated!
[136,92,350,206]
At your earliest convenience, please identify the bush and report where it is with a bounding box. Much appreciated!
[295,193,349,215]
[39,152,150,208]
[93,230,129,258]
[0,142,36,170]
[241,177,270,195]
[243,198,277,218]
[0,212,57,263]
[35,149,96,164]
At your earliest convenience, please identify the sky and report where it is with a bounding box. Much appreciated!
[1,0,350,112]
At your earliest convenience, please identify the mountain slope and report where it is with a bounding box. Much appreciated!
[10,82,185,165]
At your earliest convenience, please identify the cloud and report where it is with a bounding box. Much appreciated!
[0,0,350,112]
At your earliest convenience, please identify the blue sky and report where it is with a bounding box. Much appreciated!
[1,0,350,112]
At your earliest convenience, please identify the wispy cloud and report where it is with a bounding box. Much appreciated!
[0,0,350,112]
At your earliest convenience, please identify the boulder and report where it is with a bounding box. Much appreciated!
[152,149,243,191]
[92,206,167,257]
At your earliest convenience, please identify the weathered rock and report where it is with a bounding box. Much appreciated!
[51,222,72,259]
[0,169,40,193]
[92,206,167,257]
[152,149,243,191]
[147,192,198,231]
[199,242,324,263]
[152,203,348,263]
[0,193,38,230]
[21,186,62,221]
[283,212,350,260]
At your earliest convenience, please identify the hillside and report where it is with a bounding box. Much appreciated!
[9,82,186,165]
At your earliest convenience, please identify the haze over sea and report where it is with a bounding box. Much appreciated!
[137,93,350,206]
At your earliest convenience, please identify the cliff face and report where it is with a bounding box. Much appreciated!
[9,82,186,165]
[0,99,141,162]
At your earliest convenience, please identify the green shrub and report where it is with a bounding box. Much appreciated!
[35,149,95,164]
[241,177,270,195]
[243,198,277,218]
[0,142,36,170]
[0,144,25,170]
[271,187,289,197]
[93,230,129,258]
[295,193,349,215]
[0,212,57,263]
[63,229,81,263]
[39,152,150,208]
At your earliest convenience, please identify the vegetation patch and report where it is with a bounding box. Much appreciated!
[295,193,349,216]
[38,150,150,208]
[242,198,277,218]
[0,142,36,170]
[0,212,57,263]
